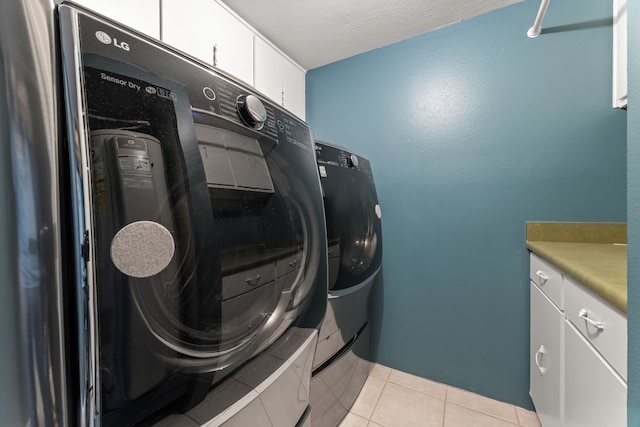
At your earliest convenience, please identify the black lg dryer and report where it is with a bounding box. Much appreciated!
[58,5,328,426]
[310,141,383,426]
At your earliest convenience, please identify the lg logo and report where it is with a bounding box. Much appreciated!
[95,30,130,52]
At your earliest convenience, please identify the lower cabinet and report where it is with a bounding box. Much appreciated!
[564,321,627,427]
[529,253,627,427]
[530,283,563,427]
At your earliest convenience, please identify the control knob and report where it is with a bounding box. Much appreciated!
[237,94,267,130]
[347,154,359,168]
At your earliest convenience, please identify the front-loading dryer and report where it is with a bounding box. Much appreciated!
[310,141,383,426]
[57,5,328,426]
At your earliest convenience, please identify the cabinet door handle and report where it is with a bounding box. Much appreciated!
[578,308,605,331]
[535,270,548,284]
[535,345,547,375]
[213,44,218,66]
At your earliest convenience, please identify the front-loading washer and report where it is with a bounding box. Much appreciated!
[310,141,383,426]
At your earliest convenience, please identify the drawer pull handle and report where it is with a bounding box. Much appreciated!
[578,308,605,331]
[535,271,549,284]
[535,345,547,375]
[245,274,261,286]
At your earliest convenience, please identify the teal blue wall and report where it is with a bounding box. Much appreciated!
[627,0,639,424]
[306,0,627,408]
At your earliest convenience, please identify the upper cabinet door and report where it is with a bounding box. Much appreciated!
[612,0,627,108]
[253,37,306,121]
[73,0,161,39]
[161,0,254,85]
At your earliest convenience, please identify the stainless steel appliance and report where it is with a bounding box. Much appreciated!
[310,141,383,426]
[0,2,327,426]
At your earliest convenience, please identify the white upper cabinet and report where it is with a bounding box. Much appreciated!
[72,0,161,39]
[161,0,254,85]
[253,37,306,121]
[612,0,627,108]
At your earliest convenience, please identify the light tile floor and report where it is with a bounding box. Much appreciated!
[339,364,542,427]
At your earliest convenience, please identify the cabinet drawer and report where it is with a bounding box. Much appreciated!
[564,321,626,427]
[564,276,627,380]
[222,263,276,300]
[530,253,563,309]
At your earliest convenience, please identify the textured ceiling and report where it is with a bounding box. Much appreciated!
[220,0,523,70]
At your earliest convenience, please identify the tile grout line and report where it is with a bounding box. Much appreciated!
[367,373,390,424]
[445,402,520,426]
[385,372,448,402]
[515,404,522,426]
[366,366,390,420]
[441,386,449,427]
[381,366,392,382]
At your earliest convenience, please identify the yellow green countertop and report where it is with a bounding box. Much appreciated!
[526,222,627,314]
